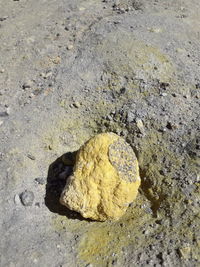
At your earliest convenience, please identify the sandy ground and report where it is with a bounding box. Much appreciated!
[0,0,200,266]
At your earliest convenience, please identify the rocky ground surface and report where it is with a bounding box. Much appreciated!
[0,0,200,266]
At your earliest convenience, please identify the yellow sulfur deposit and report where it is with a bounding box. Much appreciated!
[60,132,140,221]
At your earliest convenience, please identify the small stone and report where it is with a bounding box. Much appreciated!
[149,27,162,33]
[106,115,112,121]
[79,7,86,11]
[183,94,189,99]
[166,121,177,130]
[143,229,150,235]
[195,83,200,89]
[67,44,74,50]
[136,118,145,134]
[176,48,185,53]
[45,71,52,78]
[40,72,46,78]
[126,111,135,123]
[22,80,33,89]
[0,68,5,73]
[6,107,11,115]
[60,133,140,221]
[160,92,168,97]
[29,93,35,99]
[121,129,128,136]
[14,194,21,205]
[179,246,191,259]
[0,110,9,117]
[20,190,34,206]
[48,144,53,150]
[172,93,177,97]
[64,26,69,31]
[0,16,8,21]
[0,120,3,126]
[52,56,61,64]
[73,101,81,108]
[159,82,170,89]
[196,174,200,182]
[120,87,126,94]
[40,71,52,79]
[35,202,41,208]
[27,154,36,160]
[158,127,167,133]
[35,177,45,185]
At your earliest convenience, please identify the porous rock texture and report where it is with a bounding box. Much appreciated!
[60,132,140,221]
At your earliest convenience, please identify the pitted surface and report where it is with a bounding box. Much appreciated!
[109,139,138,182]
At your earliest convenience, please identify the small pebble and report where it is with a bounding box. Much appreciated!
[40,72,52,79]
[40,72,46,78]
[176,48,185,53]
[126,111,135,123]
[0,69,5,73]
[22,80,33,89]
[73,101,81,108]
[160,92,168,97]
[171,93,177,97]
[159,127,167,132]
[27,154,36,160]
[52,56,61,64]
[35,177,45,185]
[195,83,200,89]
[20,190,34,206]
[6,107,11,115]
[45,71,52,78]
[149,27,162,33]
[64,26,69,31]
[67,44,74,50]
[14,194,21,205]
[79,7,86,11]
[0,110,9,117]
[166,121,177,130]
[136,118,145,134]
[178,246,191,259]
[183,94,189,99]
[0,16,8,21]
[106,115,112,121]
[29,93,35,98]
[143,229,149,235]
[0,120,3,126]
[35,202,41,208]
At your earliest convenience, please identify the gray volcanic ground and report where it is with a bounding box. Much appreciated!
[0,0,199,266]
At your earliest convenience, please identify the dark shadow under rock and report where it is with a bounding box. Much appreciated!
[45,151,86,220]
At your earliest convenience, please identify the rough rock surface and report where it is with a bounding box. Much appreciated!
[60,133,140,221]
[1,0,200,266]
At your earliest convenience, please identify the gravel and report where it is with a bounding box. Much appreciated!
[1,0,200,266]
[20,191,34,206]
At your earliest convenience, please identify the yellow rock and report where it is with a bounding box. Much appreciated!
[179,246,191,259]
[60,132,141,221]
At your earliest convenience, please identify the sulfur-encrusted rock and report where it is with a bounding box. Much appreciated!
[60,132,141,221]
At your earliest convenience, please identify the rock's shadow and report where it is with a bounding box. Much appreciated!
[45,151,85,220]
